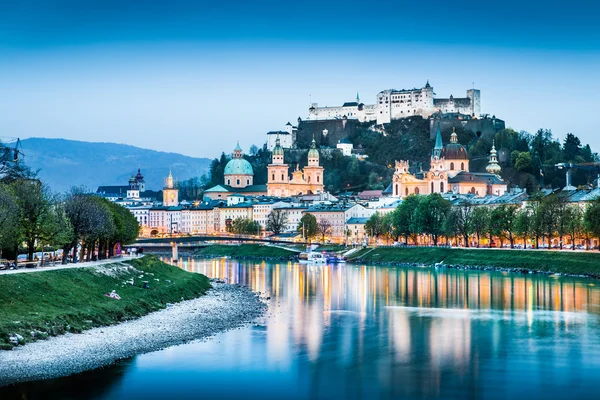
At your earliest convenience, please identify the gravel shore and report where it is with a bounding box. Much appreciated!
[0,281,267,386]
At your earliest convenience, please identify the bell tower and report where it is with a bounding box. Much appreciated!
[163,170,179,206]
[303,136,324,192]
[267,135,290,196]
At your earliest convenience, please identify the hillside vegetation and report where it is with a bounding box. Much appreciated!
[348,247,600,276]
[0,256,210,349]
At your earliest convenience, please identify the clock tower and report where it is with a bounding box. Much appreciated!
[163,170,179,206]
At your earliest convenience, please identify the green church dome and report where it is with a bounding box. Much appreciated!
[224,158,254,176]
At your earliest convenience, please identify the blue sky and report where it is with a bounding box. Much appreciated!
[0,0,598,158]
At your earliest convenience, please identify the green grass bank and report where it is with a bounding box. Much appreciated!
[348,247,600,277]
[0,256,211,350]
[194,244,297,259]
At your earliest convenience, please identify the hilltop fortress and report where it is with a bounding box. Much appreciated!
[308,81,480,124]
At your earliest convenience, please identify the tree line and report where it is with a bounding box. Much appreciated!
[0,158,139,263]
[365,193,600,250]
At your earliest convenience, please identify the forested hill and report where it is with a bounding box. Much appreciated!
[19,138,211,193]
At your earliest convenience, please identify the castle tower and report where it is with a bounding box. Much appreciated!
[486,141,502,176]
[267,135,290,196]
[163,170,179,207]
[303,136,324,192]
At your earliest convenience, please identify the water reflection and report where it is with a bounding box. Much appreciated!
[5,258,600,400]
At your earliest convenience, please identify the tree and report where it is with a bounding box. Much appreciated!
[584,199,600,250]
[515,208,532,248]
[297,214,318,240]
[381,212,396,243]
[564,206,583,251]
[12,180,55,261]
[443,208,459,246]
[317,219,332,243]
[514,152,533,172]
[393,194,421,244]
[0,184,21,257]
[453,200,474,247]
[365,212,383,242]
[489,205,518,248]
[230,218,260,235]
[471,206,490,247]
[266,210,288,234]
[414,193,451,246]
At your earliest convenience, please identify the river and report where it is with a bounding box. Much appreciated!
[4,258,600,399]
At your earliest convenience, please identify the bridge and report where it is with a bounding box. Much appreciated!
[127,235,308,252]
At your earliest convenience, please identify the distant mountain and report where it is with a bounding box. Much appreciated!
[19,138,212,193]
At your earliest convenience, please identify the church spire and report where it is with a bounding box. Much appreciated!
[433,122,443,158]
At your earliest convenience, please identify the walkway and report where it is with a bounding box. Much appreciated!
[0,256,137,276]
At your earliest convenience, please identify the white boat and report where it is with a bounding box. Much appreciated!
[298,252,326,264]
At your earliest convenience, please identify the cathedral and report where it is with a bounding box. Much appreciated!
[267,135,325,197]
[391,125,507,198]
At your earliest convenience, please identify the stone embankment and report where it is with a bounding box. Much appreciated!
[0,281,267,386]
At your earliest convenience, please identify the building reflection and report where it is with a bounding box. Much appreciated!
[167,257,599,398]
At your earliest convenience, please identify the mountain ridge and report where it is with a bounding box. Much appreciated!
[19,138,212,193]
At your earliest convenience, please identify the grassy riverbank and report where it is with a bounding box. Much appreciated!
[194,244,297,259]
[0,256,211,350]
[348,247,600,277]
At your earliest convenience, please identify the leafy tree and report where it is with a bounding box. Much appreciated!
[515,208,532,248]
[514,152,532,173]
[0,183,21,257]
[266,210,288,234]
[365,212,384,241]
[12,180,56,261]
[453,200,474,247]
[381,212,396,243]
[584,199,600,250]
[443,208,459,245]
[393,194,421,244]
[414,193,451,246]
[297,214,318,240]
[564,206,583,251]
[471,206,490,247]
[489,205,518,248]
[563,133,582,162]
[230,218,260,235]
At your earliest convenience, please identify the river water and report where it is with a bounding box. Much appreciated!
[4,258,600,399]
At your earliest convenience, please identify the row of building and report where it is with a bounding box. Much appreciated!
[96,131,597,244]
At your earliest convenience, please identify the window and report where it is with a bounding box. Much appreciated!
[461,162,464,170]
[431,182,434,193]
[450,162,454,170]
[415,187,420,194]
[405,187,409,196]
[272,173,275,181]
[317,176,320,183]
[227,179,230,185]
[440,182,444,192]
[236,179,240,185]
[395,184,399,196]
[281,174,284,181]
[246,179,249,185]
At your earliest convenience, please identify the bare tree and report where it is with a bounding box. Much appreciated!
[266,210,288,234]
[317,219,332,243]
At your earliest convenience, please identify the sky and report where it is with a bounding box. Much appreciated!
[0,0,599,158]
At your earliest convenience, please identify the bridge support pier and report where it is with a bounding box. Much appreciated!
[171,242,178,262]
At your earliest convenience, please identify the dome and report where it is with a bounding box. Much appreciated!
[441,143,469,160]
[224,158,254,176]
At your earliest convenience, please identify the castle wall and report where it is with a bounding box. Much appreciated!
[429,117,506,140]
